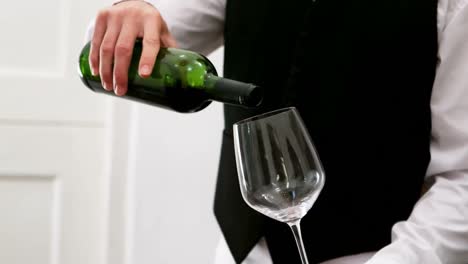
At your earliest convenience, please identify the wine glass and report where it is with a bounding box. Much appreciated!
[233,107,325,264]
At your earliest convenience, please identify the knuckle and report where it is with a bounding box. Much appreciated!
[153,9,162,18]
[114,72,127,84]
[107,7,126,20]
[143,37,160,47]
[144,10,161,22]
[109,10,124,22]
[101,43,114,55]
[101,73,111,83]
[100,65,112,82]
[89,55,98,66]
[100,68,111,77]
[91,40,101,49]
[120,5,140,16]
[97,9,109,20]
[115,44,132,57]
[113,8,126,17]
[150,9,162,19]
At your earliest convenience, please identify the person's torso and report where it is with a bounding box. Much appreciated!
[219,0,438,262]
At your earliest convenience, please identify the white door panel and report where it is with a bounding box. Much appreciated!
[0,0,117,262]
[0,0,109,123]
[0,76,107,124]
[0,126,108,264]
[0,175,57,264]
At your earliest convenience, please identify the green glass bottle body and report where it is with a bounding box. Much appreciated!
[78,40,262,113]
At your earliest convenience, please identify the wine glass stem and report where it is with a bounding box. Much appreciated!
[288,220,309,264]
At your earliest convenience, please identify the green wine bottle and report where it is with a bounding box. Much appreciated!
[78,40,262,113]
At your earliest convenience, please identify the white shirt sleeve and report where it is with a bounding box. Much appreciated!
[84,0,226,55]
[147,0,225,55]
[365,1,468,263]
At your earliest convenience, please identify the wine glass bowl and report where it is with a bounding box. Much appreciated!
[242,168,323,223]
[233,107,325,264]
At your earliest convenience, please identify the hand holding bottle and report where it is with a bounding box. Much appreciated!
[90,0,177,96]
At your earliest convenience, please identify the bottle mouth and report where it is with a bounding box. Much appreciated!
[242,85,263,107]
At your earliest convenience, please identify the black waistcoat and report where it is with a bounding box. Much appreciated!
[214,0,439,263]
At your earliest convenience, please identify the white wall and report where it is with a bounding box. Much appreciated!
[127,48,225,264]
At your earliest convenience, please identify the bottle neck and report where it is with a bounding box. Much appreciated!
[205,74,263,108]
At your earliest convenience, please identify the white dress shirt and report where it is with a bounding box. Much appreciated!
[88,0,468,262]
